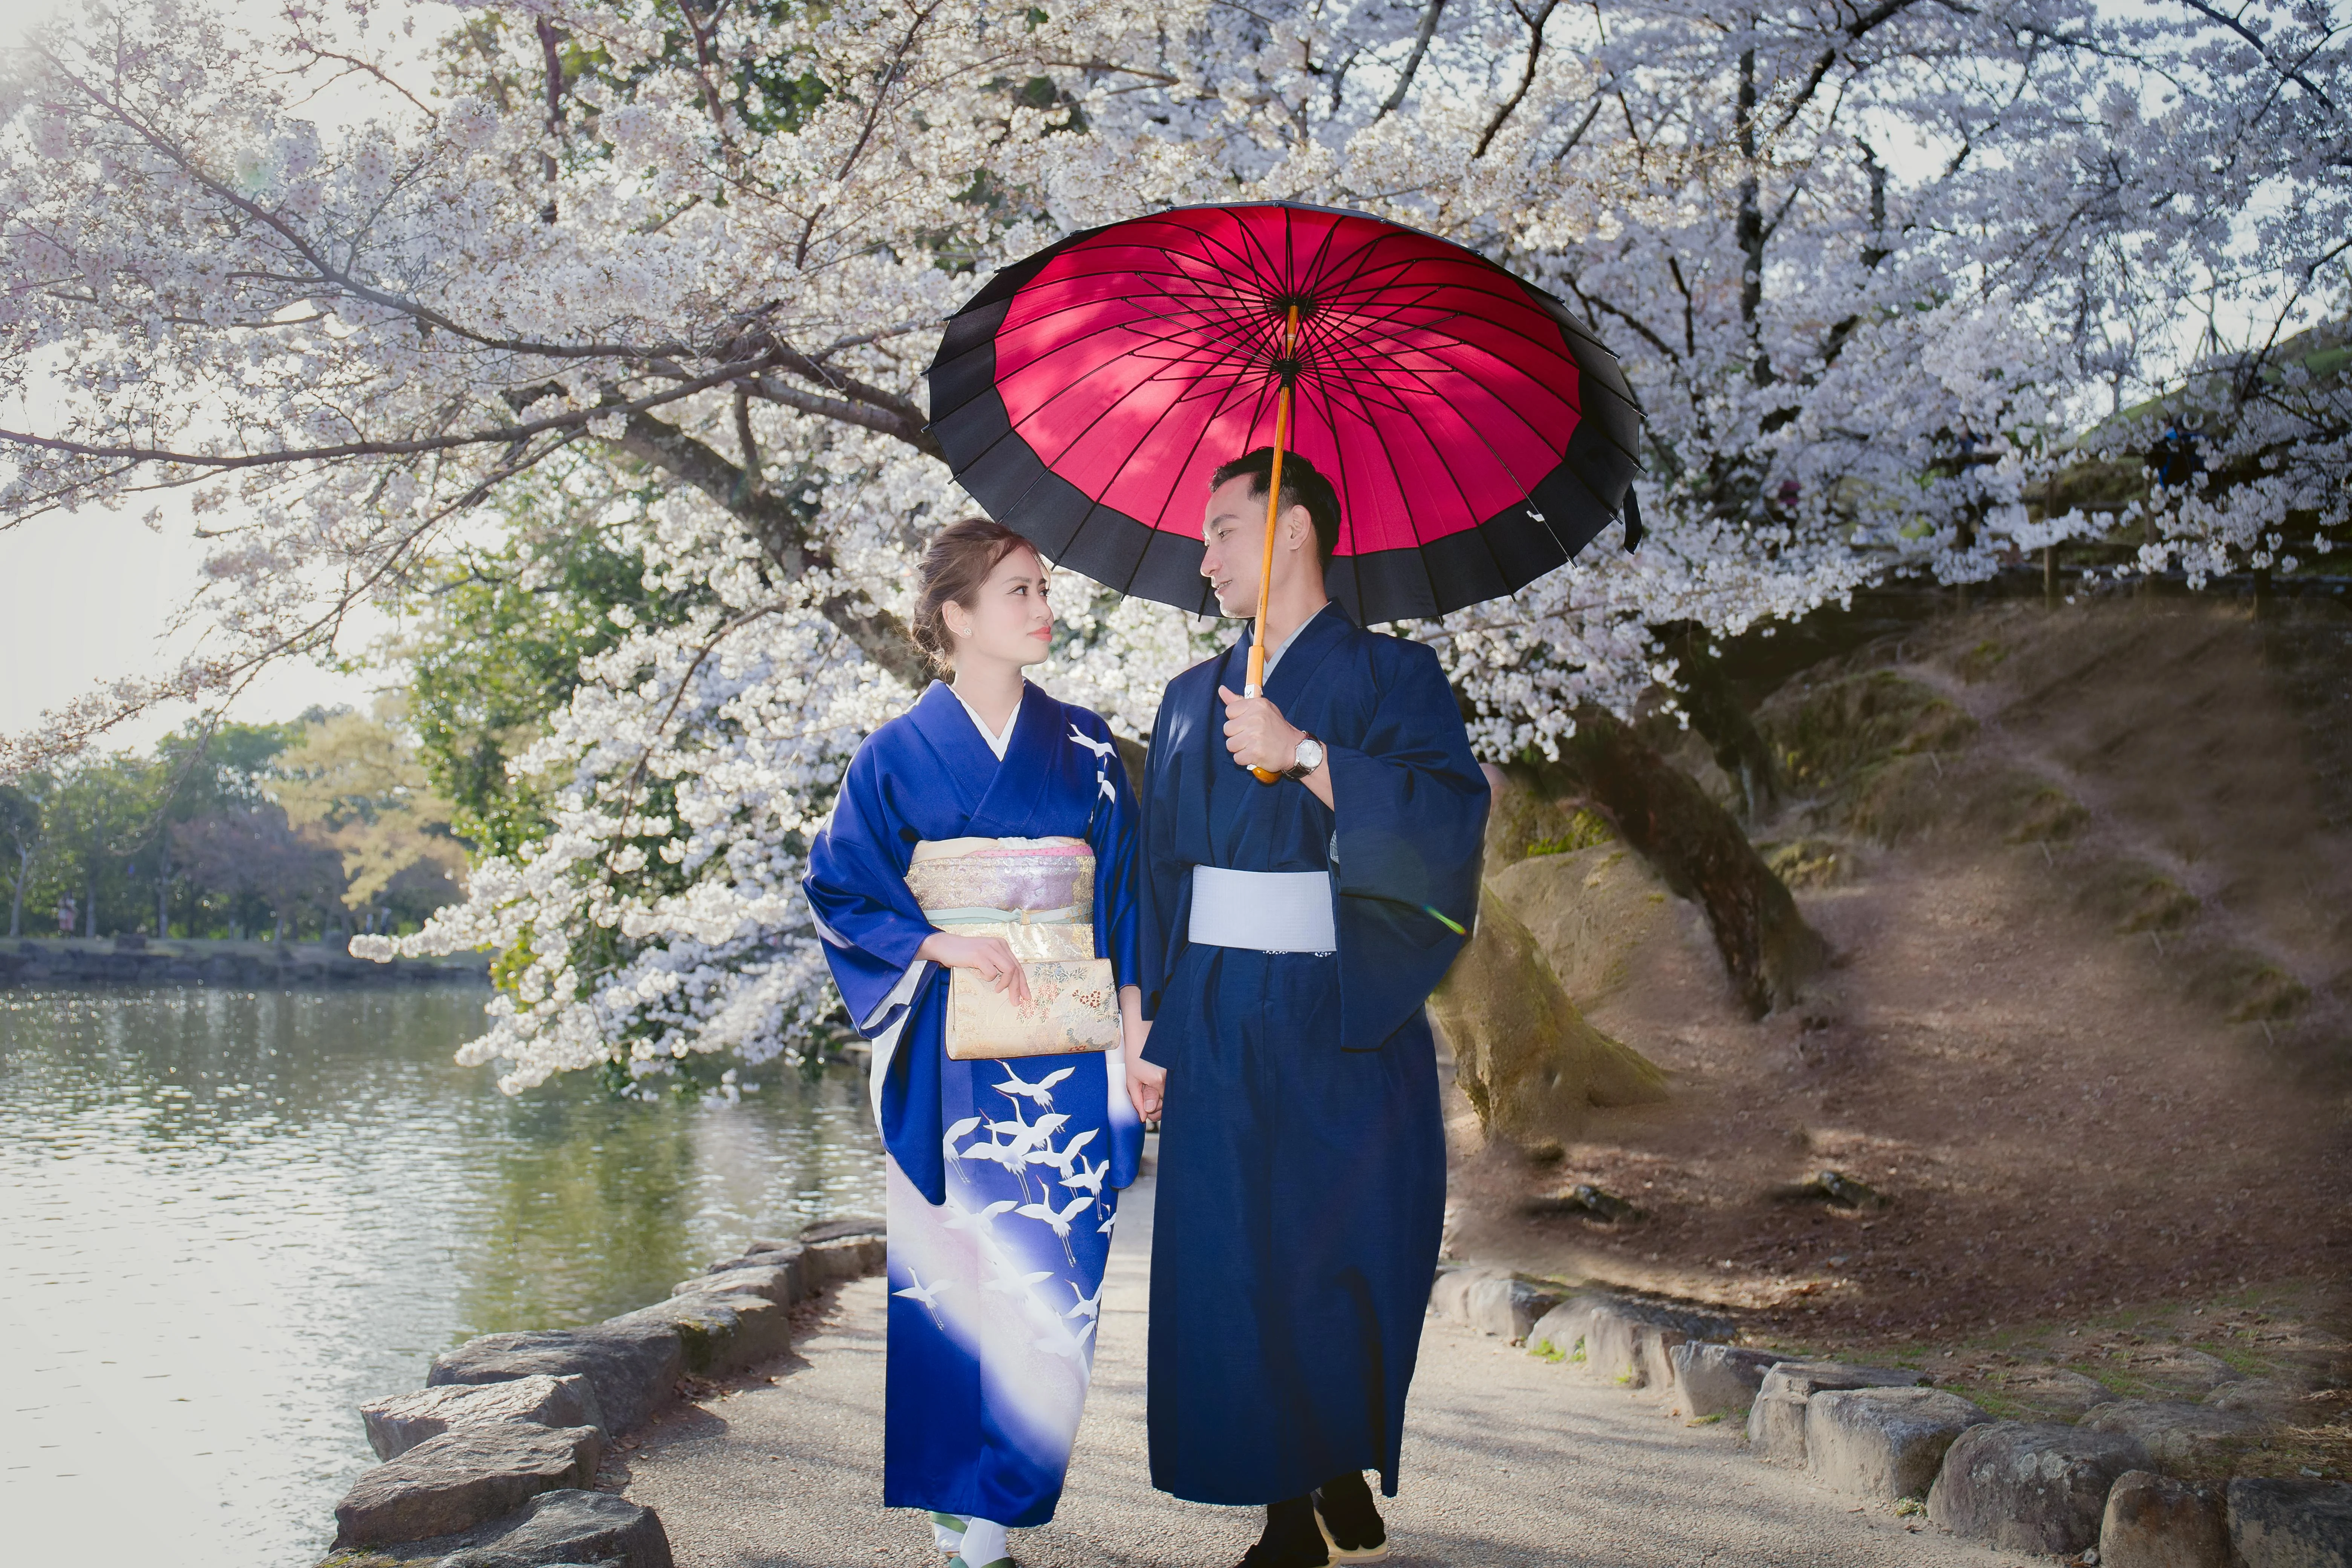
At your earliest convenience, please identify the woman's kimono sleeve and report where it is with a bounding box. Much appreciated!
[1323,639,1490,1052]
[1081,714,1144,995]
[1079,709,1148,1189]
[803,740,946,1194]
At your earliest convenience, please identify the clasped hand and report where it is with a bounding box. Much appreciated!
[1216,684,1304,773]
[915,931,1031,1006]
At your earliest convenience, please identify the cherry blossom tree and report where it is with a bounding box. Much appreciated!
[2,0,2341,1084]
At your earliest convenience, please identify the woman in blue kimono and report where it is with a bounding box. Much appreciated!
[803,518,1147,1568]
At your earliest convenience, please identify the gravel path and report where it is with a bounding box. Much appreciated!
[619,1178,2030,1568]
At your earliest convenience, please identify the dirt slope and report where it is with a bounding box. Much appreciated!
[1444,600,2352,1390]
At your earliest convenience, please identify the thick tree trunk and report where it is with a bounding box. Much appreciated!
[1657,623,1780,819]
[1509,707,1826,1017]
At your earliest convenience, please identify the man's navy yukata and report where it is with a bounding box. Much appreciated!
[1136,603,1488,1504]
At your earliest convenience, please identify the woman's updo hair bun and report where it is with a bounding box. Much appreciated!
[910,516,1035,672]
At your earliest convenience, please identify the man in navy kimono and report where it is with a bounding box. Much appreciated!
[1126,449,1488,1568]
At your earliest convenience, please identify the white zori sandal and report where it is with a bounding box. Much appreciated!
[943,1514,1014,1568]
[930,1512,971,1556]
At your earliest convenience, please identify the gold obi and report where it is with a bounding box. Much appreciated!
[905,836,1118,1061]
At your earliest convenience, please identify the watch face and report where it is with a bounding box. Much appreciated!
[1297,737,1325,770]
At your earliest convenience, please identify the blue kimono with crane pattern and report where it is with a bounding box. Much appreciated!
[804,679,1145,1528]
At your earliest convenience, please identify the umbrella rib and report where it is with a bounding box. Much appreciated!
[1309,349,1497,604]
[1062,349,1279,594]
[1318,326,1564,536]
[1300,306,1578,466]
[989,299,1275,447]
[1118,358,1285,592]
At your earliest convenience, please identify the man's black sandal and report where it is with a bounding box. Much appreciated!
[1311,1472,1390,1563]
[1237,1496,1331,1568]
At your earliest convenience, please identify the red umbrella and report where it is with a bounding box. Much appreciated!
[925,201,1645,644]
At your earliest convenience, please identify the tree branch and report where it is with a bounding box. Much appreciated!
[1770,0,1931,138]
[1474,0,1559,158]
[0,356,777,470]
[1375,0,1448,121]
[2176,0,2337,113]
[613,411,929,685]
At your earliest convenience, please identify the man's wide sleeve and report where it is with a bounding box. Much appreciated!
[1322,642,1490,1051]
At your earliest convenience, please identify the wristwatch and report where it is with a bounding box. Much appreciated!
[1283,732,1326,781]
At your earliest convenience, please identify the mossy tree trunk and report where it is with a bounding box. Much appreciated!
[1657,621,1781,819]
[1508,708,1826,1017]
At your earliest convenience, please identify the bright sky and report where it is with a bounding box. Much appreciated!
[0,0,398,753]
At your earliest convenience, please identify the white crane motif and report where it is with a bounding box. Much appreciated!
[983,1265,1055,1297]
[894,1268,954,1328]
[942,1115,983,1184]
[1032,1316,1100,1361]
[1029,1125,1098,1179]
[1065,727,1118,762]
[941,1197,1014,1236]
[1058,1156,1109,1202]
[1015,1193,1093,1264]
[995,1064,1075,1111]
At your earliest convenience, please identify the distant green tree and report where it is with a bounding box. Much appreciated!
[40,757,154,937]
[394,476,710,858]
[0,773,53,937]
[154,718,309,937]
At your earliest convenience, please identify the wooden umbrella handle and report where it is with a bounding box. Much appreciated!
[1246,305,1301,785]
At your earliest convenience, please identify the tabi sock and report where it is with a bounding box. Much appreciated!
[929,1512,971,1553]
[1317,1476,1383,1561]
[956,1516,1010,1567]
[1312,1471,1388,1559]
[1239,1496,1329,1568]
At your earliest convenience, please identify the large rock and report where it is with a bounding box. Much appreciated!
[2227,1478,2352,1568]
[1926,1421,2150,1554]
[1527,1298,1592,1358]
[1669,1343,1782,1419]
[798,1216,885,1244]
[434,1488,672,1568]
[1485,841,1686,1008]
[2208,1378,2297,1416]
[1465,1275,1565,1343]
[330,1424,603,1547]
[2100,1470,2230,1568]
[803,1232,888,1286]
[1745,1360,1925,1466]
[705,1243,805,1276]
[359,1374,603,1461]
[1577,1297,1738,1389]
[1428,887,1668,1150]
[2081,1399,2266,1469]
[603,1290,794,1377]
[429,1320,684,1436]
[1429,1266,1508,1327]
[1805,1387,1991,1501]
[671,1262,801,1308]
[1984,1364,2116,1419]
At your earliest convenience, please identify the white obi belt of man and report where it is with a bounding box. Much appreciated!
[1187,865,1337,954]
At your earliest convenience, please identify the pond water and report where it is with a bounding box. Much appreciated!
[0,986,885,1568]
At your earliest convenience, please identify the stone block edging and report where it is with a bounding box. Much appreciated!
[1429,1263,2339,1568]
[315,1217,887,1567]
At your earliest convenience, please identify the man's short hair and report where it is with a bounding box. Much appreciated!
[1211,448,1341,566]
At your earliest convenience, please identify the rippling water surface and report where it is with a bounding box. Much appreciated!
[0,986,885,1568]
